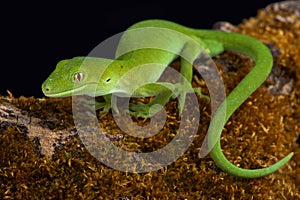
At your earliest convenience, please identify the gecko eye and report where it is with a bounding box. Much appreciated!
[74,72,84,82]
[106,78,111,83]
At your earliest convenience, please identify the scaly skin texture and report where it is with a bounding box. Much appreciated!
[42,19,293,178]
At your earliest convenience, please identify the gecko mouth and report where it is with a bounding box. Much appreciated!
[43,82,98,97]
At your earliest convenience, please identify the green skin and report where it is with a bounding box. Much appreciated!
[42,19,293,178]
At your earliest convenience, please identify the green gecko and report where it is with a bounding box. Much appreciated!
[42,19,293,178]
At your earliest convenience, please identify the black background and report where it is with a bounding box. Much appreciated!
[2,1,279,98]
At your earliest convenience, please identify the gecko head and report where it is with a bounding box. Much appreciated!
[42,56,115,97]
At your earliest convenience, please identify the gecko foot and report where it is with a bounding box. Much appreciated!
[129,102,164,118]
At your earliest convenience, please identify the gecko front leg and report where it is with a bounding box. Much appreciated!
[129,82,175,118]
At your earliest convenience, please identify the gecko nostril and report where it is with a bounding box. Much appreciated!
[44,87,50,92]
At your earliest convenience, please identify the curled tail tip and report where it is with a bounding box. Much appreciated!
[241,152,294,178]
[285,152,294,161]
[278,152,294,165]
[209,151,294,178]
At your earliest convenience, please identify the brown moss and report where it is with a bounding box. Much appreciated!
[1,1,300,199]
